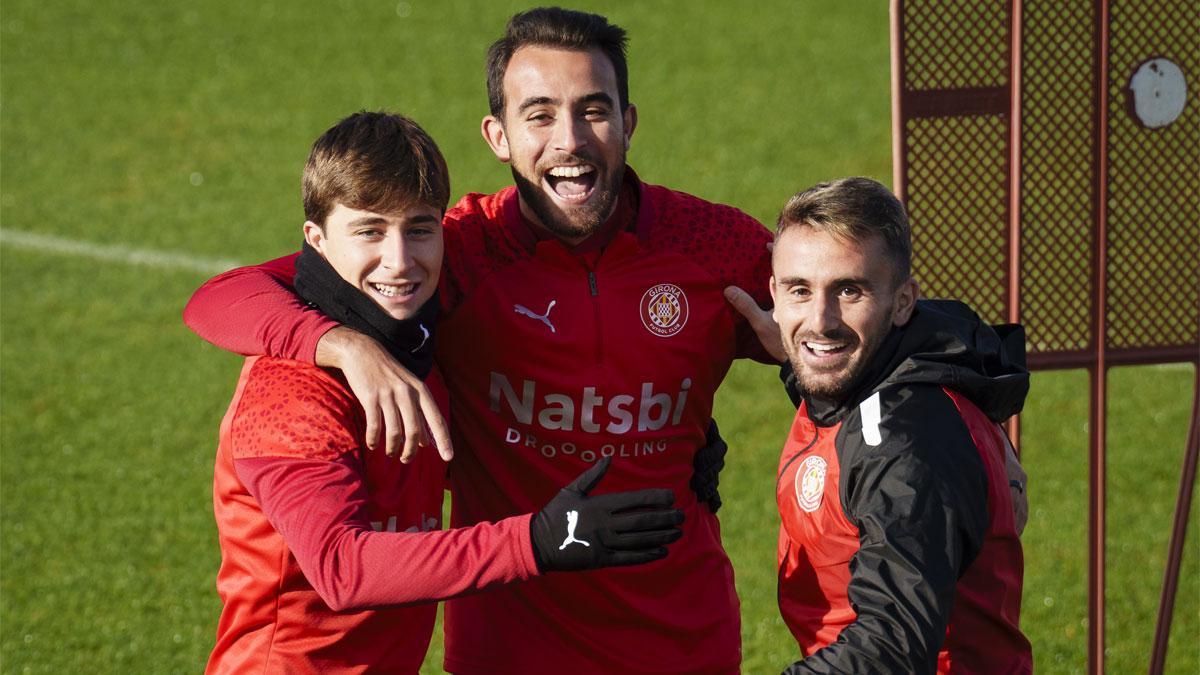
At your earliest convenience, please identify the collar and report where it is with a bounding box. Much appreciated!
[800,300,1031,426]
[294,242,438,379]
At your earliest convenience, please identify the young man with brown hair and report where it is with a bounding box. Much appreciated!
[205,110,683,674]
[768,177,1032,674]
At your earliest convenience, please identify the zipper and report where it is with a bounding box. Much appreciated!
[587,270,602,363]
[776,427,820,494]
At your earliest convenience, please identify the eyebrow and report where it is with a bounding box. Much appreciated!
[405,214,441,226]
[346,216,389,228]
[517,96,557,114]
[345,214,441,228]
[516,92,615,114]
[776,275,874,288]
[579,92,615,107]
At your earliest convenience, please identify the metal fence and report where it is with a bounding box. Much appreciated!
[890,1,1199,672]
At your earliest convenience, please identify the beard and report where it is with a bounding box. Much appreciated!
[787,312,894,403]
[790,351,869,402]
[511,152,624,243]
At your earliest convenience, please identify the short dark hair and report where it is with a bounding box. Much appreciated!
[302,111,450,227]
[485,7,630,117]
[776,177,912,283]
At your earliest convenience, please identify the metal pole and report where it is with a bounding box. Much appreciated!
[889,0,906,202]
[1006,0,1024,454]
[1088,366,1108,675]
[1008,0,1023,329]
[1148,363,1200,674]
[1088,0,1110,671]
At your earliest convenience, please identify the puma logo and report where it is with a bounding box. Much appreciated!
[558,509,590,550]
[515,300,557,333]
[411,323,430,352]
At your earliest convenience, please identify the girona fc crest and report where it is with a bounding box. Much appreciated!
[639,283,689,337]
[795,455,828,513]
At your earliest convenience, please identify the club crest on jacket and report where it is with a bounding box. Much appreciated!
[795,455,828,513]
[640,283,689,337]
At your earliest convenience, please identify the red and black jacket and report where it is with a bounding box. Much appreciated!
[777,300,1033,674]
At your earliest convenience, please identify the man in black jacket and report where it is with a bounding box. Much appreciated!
[766,177,1033,674]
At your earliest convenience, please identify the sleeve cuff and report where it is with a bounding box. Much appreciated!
[509,512,541,579]
[300,316,342,365]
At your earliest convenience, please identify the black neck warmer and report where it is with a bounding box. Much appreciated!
[294,242,438,379]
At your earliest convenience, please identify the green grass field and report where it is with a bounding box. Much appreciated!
[2,1,1196,673]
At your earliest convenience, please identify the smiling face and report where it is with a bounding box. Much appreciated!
[770,226,918,402]
[304,203,443,320]
[481,46,637,246]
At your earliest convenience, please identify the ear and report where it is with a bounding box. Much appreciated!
[892,277,919,326]
[769,275,779,323]
[481,115,511,163]
[303,221,326,254]
[622,103,638,151]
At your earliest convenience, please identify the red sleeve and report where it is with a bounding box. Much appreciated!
[182,252,337,363]
[228,359,539,611]
[234,455,538,611]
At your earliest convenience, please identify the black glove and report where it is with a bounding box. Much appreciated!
[530,457,684,573]
[690,420,729,513]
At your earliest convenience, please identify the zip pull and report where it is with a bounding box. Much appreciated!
[776,427,820,494]
[588,271,598,296]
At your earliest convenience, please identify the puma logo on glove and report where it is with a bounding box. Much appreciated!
[530,457,684,572]
[558,510,591,550]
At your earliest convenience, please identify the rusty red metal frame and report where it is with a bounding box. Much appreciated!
[1150,366,1200,673]
[890,1,1199,672]
[1006,0,1023,449]
[1089,1,1109,669]
[889,4,904,203]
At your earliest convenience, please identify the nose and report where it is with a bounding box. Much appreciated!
[381,234,413,272]
[808,293,842,335]
[551,115,588,154]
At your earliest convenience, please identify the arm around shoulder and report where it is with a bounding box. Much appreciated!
[182,252,337,361]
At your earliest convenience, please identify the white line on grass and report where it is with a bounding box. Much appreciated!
[0,228,242,275]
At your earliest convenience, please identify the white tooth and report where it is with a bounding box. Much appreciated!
[806,342,843,353]
[373,282,417,298]
[548,165,594,178]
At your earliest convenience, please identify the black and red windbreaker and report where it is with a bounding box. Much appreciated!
[777,300,1033,674]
